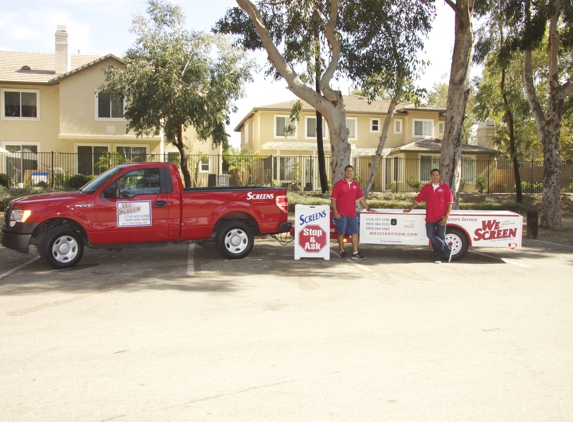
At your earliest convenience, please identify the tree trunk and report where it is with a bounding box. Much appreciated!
[176,123,192,188]
[441,0,474,208]
[363,98,398,199]
[316,76,328,193]
[500,67,522,203]
[522,0,569,230]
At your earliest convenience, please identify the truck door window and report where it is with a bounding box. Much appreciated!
[115,168,161,198]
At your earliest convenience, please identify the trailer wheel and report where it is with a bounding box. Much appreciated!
[39,227,84,269]
[445,227,469,261]
[216,221,254,259]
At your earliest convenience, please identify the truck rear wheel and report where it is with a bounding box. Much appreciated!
[216,221,254,259]
[445,227,469,261]
[39,227,84,269]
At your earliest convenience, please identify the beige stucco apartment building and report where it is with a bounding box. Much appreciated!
[234,95,498,189]
[0,26,220,185]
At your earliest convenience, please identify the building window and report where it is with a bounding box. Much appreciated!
[413,119,434,137]
[200,157,209,173]
[97,93,124,119]
[78,145,109,175]
[305,116,328,139]
[2,89,39,119]
[117,146,146,162]
[438,122,445,135]
[4,144,39,184]
[394,119,402,134]
[420,155,440,182]
[462,156,476,183]
[371,118,380,133]
[275,115,297,138]
[346,117,358,140]
[385,156,404,187]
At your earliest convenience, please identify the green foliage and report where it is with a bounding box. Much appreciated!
[518,181,543,192]
[459,178,466,193]
[0,187,46,211]
[475,176,487,194]
[95,152,128,173]
[100,0,254,182]
[494,183,507,192]
[65,174,92,190]
[386,182,397,192]
[291,162,302,191]
[0,173,11,189]
[406,177,424,191]
[223,147,262,186]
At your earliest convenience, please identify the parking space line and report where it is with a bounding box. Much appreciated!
[329,249,373,271]
[187,244,195,276]
[527,239,573,249]
[469,250,530,267]
[0,256,41,280]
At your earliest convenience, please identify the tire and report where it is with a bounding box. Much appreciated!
[39,227,84,269]
[216,221,254,259]
[445,227,469,261]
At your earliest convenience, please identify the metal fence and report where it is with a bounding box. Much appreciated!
[2,151,572,193]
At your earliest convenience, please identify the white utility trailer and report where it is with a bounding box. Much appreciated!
[357,209,523,261]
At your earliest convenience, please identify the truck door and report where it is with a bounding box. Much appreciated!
[94,167,170,244]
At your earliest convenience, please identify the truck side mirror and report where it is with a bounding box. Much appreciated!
[103,186,119,199]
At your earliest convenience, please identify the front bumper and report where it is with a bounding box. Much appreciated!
[1,223,36,252]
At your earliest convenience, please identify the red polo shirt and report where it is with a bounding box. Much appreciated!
[331,178,364,218]
[415,182,454,222]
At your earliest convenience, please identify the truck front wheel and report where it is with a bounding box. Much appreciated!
[39,227,84,269]
[216,221,254,259]
[445,227,469,261]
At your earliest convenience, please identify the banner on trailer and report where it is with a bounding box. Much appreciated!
[294,204,330,260]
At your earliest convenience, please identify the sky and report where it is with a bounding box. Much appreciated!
[0,0,456,147]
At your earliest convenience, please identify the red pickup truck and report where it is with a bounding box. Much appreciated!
[1,162,291,269]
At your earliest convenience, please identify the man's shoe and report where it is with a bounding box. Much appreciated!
[434,260,442,264]
[339,251,347,259]
[352,252,365,260]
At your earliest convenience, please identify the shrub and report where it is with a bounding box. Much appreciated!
[459,178,466,192]
[475,176,487,194]
[406,177,424,192]
[65,174,92,190]
[0,173,11,189]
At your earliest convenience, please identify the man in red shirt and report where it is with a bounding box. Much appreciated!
[331,165,374,259]
[404,168,454,263]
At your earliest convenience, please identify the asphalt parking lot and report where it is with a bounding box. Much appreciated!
[1,236,572,421]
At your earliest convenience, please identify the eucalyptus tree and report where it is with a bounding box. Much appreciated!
[216,0,350,183]
[440,0,483,206]
[474,8,528,202]
[100,0,254,188]
[474,20,550,202]
[216,0,434,185]
[340,0,434,200]
[496,0,573,229]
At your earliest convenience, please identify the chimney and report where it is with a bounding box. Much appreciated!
[55,25,70,74]
[476,120,497,149]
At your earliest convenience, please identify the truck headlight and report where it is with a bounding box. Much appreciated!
[10,209,32,227]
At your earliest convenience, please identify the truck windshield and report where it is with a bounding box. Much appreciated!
[78,168,123,194]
